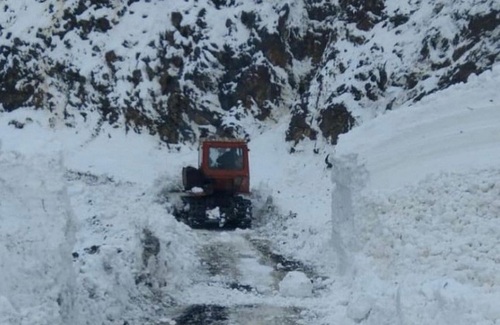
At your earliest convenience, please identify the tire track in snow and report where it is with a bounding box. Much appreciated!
[172,230,318,325]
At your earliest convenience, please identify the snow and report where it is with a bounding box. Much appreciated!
[190,186,204,194]
[346,295,374,323]
[1,0,500,323]
[334,65,500,192]
[279,271,313,298]
[0,112,200,324]
[1,63,500,323]
[0,154,75,325]
[325,63,500,324]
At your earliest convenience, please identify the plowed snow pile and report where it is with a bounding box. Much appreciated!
[0,129,200,324]
[0,154,75,324]
[327,64,500,324]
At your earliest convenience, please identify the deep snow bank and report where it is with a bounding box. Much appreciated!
[328,65,500,324]
[0,152,76,324]
[0,113,201,324]
[67,170,200,324]
[248,121,335,271]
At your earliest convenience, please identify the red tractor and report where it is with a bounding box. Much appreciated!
[174,138,252,229]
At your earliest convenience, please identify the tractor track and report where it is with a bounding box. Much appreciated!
[170,230,321,325]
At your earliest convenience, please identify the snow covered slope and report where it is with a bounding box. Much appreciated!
[335,64,500,192]
[1,0,498,144]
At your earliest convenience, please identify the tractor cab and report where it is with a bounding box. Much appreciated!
[183,138,250,195]
[199,139,250,194]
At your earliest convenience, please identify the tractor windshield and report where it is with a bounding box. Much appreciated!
[209,147,243,170]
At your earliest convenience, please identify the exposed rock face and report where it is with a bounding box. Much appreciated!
[0,1,499,145]
[0,40,39,112]
[286,105,318,145]
[318,103,355,145]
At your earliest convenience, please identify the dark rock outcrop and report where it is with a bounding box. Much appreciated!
[318,103,355,145]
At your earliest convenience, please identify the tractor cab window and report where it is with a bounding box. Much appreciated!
[209,147,243,170]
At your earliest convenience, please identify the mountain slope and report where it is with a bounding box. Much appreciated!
[1,0,498,145]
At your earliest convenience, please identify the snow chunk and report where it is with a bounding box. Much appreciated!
[190,186,204,194]
[278,271,313,298]
[206,206,222,220]
[346,295,374,323]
